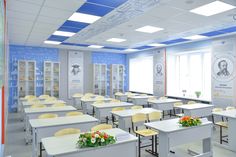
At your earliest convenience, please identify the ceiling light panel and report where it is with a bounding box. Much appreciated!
[190,1,236,16]
[68,12,101,23]
[125,48,138,52]
[135,25,164,33]
[88,45,104,48]
[148,43,166,47]
[53,31,76,37]
[183,35,207,40]
[107,38,127,42]
[44,40,61,45]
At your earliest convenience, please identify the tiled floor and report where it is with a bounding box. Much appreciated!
[4,113,236,157]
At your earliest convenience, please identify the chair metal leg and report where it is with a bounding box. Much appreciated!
[39,142,42,157]
[220,126,222,144]
[138,135,141,157]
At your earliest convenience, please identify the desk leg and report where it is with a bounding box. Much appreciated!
[159,132,169,157]
[203,137,212,156]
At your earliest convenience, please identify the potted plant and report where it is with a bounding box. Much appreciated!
[179,116,202,127]
[195,91,201,98]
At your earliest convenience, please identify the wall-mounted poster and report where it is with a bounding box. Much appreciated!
[68,51,83,99]
[212,38,236,108]
[153,49,166,97]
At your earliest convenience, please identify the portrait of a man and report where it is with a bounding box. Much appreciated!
[71,64,81,76]
[217,60,230,77]
[155,64,163,76]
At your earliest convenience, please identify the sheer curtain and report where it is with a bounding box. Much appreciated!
[129,56,153,94]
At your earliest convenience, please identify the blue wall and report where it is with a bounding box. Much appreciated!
[92,52,128,95]
[9,45,59,112]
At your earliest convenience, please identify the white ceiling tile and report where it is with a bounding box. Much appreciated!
[7,10,37,21]
[44,0,85,11]
[39,6,74,19]
[15,0,44,5]
[8,18,34,28]
[36,16,66,26]
[7,0,41,15]
[165,0,215,10]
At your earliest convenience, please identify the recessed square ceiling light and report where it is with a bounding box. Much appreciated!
[183,35,208,40]
[53,31,76,37]
[125,48,138,52]
[148,43,166,47]
[107,38,127,43]
[88,45,104,48]
[135,25,164,33]
[68,12,101,24]
[190,1,236,16]
[44,40,61,45]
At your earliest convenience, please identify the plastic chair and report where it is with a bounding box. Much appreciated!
[115,92,123,96]
[91,124,112,132]
[148,112,162,122]
[159,96,167,100]
[30,104,46,108]
[66,111,83,116]
[73,93,83,97]
[52,103,66,107]
[187,101,196,104]
[54,128,81,137]
[25,95,36,99]
[131,105,143,110]
[173,102,184,117]
[111,107,126,127]
[110,99,121,103]
[226,106,236,110]
[38,113,58,119]
[38,95,50,99]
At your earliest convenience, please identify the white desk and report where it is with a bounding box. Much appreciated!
[91,102,134,122]
[22,100,66,108]
[145,118,213,157]
[213,110,236,152]
[80,98,112,114]
[42,128,137,157]
[115,94,139,102]
[111,108,162,131]
[72,95,83,109]
[148,99,182,118]
[30,115,98,157]
[175,103,214,117]
[24,106,76,143]
[128,95,154,106]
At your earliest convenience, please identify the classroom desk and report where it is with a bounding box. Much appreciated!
[175,103,214,117]
[148,99,182,118]
[128,95,155,106]
[30,115,99,157]
[80,98,112,114]
[115,93,139,102]
[213,110,236,152]
[24,106,76,144]
[91,102,134,122]
[22,100,66,108]
[145,118,213,157]
[111,108,162,131]
[72,95,83,109]
[42,128,138,157]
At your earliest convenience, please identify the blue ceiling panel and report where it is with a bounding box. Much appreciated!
[87,0,127,8]
[48,35,68,42]
[62,21,89,29]
[75,43,90,47]
[58,26,82,33]
[218,26,236,33]
[78,3,113,16]
[103,46,126,50]
[135,45,154,50]
[200,31,225,37]
[61,42,77,46]
[161,38,189,45]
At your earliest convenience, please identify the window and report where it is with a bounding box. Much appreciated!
[129,56,153,94]
[167,49,211,100]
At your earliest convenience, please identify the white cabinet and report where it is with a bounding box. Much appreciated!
[44,61,60,97]
[110,64,124,97]
[18,60,36,98]
[93,64,107,96]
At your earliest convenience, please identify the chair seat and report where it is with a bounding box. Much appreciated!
[215,121,228,128]
[135,129,158,137]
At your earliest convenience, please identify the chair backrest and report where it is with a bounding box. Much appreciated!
[148,97,157,101]
[30,104,46,108]
[93,100,104,105]
[39,95,50,99]
[84,93,94,97]
[159,96,167,100]
[54,128,80,137]
[73,93,83,97]
[45,97,57,102]
[112,107,125,112]
[38,113,58,119]
[187,101,196,105]
[110,99,121,103]
[28,99,41,104]
[131,105,143,110]
[25,95,36,99]
[212,107,223,112]
[174,102,183,107]
[148,112,162,122]
[132,113,147,130]
[52,103,66,107]
[226,106,236,110]
[115,92,123,95]
[91,124,112,132]
[95,96,104,100]
[125,92,132,95]
[66,111,83,116]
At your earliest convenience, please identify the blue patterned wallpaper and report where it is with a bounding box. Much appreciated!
[92,52,128,96]
[9,45,59,112]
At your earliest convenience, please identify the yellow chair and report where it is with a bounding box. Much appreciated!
[173,102,184,117]
[212,108,227,144]
[39,95,50,99]
[93,100,104,105]
[84,93,94,97]
[159,96,167,100]
[187,101,196,104]
[110,99,121,103]
[73,93,83,97]
[28,99,41,104]
[131,105,143,110]
[30,104,46,108]
[95,96,104,100]
[91,124,112,132]
[226,106,236,110]
[66,111,83,116]
[25,95,36,99]
[45,97,57,102]
[132,113,158,157]
[54,128,81,137]
[148,112,162,122]
[148,97,157,101]
[125,92,132,95]
[52,103,66,107]
[38,113,58,119]
[115,92,123,96]
[111,107,126,127]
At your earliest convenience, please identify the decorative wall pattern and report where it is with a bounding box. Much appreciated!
[92,52,128,96]
[9,45,59,112]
